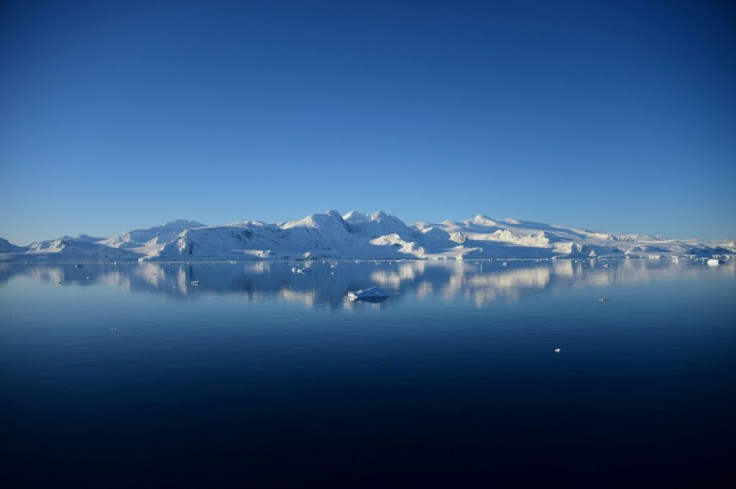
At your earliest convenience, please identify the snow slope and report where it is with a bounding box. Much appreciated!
[23,237,141,262]
[1,212,733,262]
[100,219,205,249]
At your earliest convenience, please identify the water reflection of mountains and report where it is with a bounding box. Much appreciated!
[3,259,733,308]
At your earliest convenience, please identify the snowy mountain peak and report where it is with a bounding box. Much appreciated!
[159,219,205,229]
[100,219,206,250]
[368,210,406,227]
[1,210,731,263]
[78,234,105,242]
[472,215,499,227]
[343,211,369,223]
[282,211,348,230]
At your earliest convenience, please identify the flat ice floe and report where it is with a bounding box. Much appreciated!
[346,287,391,302]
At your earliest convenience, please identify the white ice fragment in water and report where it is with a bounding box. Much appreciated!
[707,258,719,266]
[190,280,200,285]
[347,287,390,302]
[554,348,561,353]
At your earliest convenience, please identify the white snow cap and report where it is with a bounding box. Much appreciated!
[472,215,499,227]
[343,211,369,223]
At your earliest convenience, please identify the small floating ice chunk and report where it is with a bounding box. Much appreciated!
[554,348,561,353]
[190,280,200,286]
[346,287,390,302]
[706,258,719,266]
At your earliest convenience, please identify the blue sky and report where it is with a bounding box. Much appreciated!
[1,0,734,245]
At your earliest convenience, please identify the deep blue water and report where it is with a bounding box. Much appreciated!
[1,259,735,488]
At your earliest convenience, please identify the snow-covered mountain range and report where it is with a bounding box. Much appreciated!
[1,211,733,262]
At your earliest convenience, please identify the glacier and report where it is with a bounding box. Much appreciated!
[1,211,733,263]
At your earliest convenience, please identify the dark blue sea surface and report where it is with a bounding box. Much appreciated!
[1,259,735,488]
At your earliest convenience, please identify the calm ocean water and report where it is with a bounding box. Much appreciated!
[1,259,735,488]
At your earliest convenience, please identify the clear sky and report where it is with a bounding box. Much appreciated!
[1,0,734,245]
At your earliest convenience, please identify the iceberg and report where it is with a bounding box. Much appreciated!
[346,287,391,302]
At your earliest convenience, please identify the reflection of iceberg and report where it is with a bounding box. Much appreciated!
[347,287,390,302]
[459,267,551,306]
[466,267,551,290]
[280,289,317,307]
[370,262,423,287]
